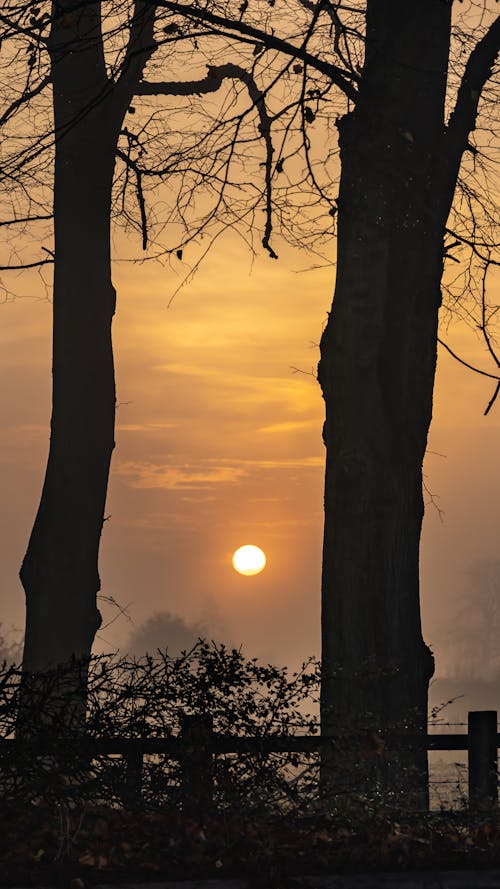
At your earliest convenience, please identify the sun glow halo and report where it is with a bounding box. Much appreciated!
[232,544,267,576]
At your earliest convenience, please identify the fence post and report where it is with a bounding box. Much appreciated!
[468,710,498,811]
[180,714,214,819]
[124,747,143,809]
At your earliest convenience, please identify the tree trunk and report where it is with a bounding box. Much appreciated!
[18,4,124,736]
[318,0,453,809]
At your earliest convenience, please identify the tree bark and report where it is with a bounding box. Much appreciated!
[318,0,453,809]
[17,1,143,736]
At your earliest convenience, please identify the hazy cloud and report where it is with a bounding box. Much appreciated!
[115,460,248,490]
[114,455,324,492]
[116,422,179,433]
[257,420,317,434]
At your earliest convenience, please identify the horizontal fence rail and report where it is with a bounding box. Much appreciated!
[1,710,498,814]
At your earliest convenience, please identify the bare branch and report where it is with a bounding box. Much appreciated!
[0,258,54,271]
[137,70,234,96]
[0,214,52,228]
[138,62,279,256]
[153,0,359,100]
[437,335,500,382]
[445,15,500,179]
[0,76,51,129]
[0,11,48,45]
[438,334,500,416]
[479,264,499,371]
[484,380,500,416]
[116,147,148,249]
[445,226,500,267]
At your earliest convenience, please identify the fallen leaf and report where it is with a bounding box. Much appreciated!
[78,851,96,867]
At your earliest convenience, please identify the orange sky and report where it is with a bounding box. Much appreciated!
[1,230,499,672]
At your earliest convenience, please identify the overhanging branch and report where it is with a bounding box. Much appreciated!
[137,70,231,96]
[137,62,279,257]
[152,0,358,100]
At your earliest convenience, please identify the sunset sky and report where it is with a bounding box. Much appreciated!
[1,228,499,673]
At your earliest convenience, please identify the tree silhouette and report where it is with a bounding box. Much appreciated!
[0,624,23,666]
[1,0,356,736]
[1,1,499,811]
[124,610,211,657]
[439,558,500,681]
[103,0,499,806]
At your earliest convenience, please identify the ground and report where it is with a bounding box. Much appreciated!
[2,804,500,888]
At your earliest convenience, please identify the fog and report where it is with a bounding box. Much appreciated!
[121,609,234,659]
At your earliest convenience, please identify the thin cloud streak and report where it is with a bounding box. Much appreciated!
[114,454,324,491]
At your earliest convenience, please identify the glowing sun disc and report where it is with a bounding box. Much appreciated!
[232,545,267,576]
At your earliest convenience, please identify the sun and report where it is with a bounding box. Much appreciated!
[232,544,267,576]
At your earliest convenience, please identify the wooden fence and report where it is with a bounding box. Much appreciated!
[2,710,498,814]
[86,709,499,814]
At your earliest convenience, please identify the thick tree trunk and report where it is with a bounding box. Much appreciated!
[318,1,453,809]
[18,4,124,736]
[20,132,118,665]
[18,142,117,730]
